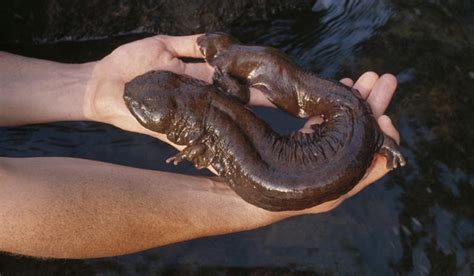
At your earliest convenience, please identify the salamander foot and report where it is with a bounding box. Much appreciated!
[378,134,407,170]
[166,143,214,169]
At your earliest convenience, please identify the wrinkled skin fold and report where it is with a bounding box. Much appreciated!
[123,33,405,211]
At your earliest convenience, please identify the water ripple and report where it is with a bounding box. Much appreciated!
[234,0,393,76]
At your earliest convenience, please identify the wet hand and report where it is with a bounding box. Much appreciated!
[85,35,213,142]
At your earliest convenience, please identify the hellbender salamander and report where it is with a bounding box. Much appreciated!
[123,33,406,211]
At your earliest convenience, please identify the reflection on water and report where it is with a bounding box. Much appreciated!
[1,0,473,274]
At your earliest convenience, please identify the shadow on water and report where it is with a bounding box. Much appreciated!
[1,0,473,274]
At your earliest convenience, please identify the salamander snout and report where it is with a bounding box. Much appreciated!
[197,32,240,61]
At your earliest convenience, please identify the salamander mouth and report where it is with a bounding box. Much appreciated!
[123,96,150,127]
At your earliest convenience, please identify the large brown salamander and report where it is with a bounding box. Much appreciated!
[123,33,406,211]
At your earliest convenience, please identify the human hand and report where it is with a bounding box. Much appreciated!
[85,35,213,147]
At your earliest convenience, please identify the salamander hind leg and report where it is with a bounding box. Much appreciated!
[166,143,215,169]
[378,134,407,170]
[212,67,250,104]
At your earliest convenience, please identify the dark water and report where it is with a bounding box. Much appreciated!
[1,0,473,274]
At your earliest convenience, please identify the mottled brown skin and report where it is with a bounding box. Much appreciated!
[123,33,405,211]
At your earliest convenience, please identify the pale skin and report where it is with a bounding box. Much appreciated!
[0,34,401,259]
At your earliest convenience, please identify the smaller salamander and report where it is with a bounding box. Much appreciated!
[123,33,405,211]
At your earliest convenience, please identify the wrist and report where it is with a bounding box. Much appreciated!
[39,60,96,123]
[82,59,127,124]
[83,61,102,122]
[72,61,97,122]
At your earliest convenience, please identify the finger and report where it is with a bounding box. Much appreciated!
[378,115,400,144]
[184,62,214,83]
[366,74,397,118]
[353,71,379,99]
[154,34,204,58]
[340,78,354,87]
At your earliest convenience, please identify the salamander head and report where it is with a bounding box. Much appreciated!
[124,71,180,132]
[197,32,240,61]
[124,71,212,136]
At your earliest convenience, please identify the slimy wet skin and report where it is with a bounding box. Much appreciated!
[123,33,405,211]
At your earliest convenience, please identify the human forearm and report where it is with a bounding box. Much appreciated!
[0,157,278,259]
[0,52,94,126]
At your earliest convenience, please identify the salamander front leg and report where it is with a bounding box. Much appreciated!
[166,143,215,169]
[378,134,407,170]
[213,67,250,104]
